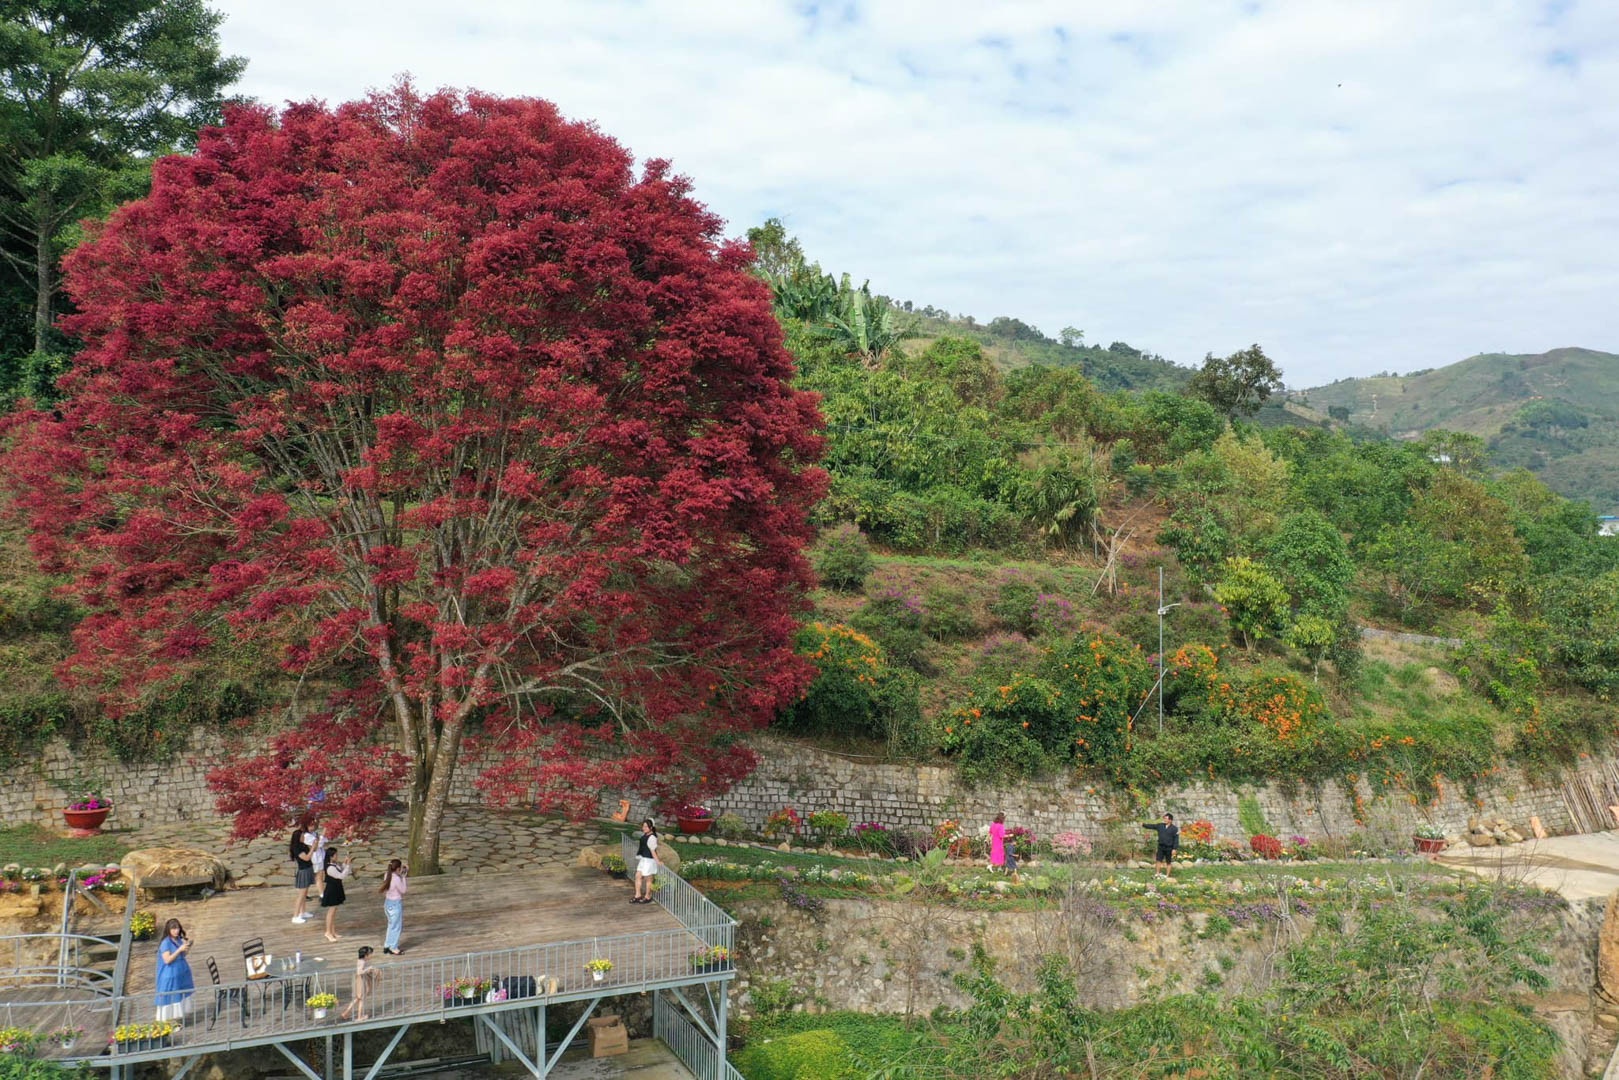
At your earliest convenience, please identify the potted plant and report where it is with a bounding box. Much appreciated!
[130,910,156,941]
[674,805,714,835]
[585,957,614,983]
[0,1026,37,1055]
[687,945,733,974]
[438,977,492,1005]
[62,790,112,832]
[1413,823,1448,855]
[601,853,627,879]
[306,992,337,1019]
[47,1026,84,1052]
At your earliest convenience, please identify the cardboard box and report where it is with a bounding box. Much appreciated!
[586,1015,628,1058]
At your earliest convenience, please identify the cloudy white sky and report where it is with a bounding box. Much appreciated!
[213,0,1616,387]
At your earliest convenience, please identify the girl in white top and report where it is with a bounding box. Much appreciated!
[633,819,663,904]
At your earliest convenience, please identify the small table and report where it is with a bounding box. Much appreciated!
[253,959,333,1014]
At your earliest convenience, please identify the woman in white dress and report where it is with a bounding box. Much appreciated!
[632,819,663,904]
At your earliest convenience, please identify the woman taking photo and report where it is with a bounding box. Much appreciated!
[379,858,408,955]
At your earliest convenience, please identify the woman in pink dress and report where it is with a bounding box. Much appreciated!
[988,812,1020,883]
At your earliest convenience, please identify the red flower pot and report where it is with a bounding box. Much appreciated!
[677,816,714,835]
[1413,836,1447,855]
[63,806,111,831]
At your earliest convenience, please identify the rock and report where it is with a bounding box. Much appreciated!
[1503,830,1525,844]
[659,845,681,874]
[576,845,615,870]
[1599,1014,1619,1028]
[235,876,268,888]
[778,842,792,852]
[1466,833,1497,847]
[121,848,230,893]
[1530,815,1548,840]
[1598,892,1619,1005]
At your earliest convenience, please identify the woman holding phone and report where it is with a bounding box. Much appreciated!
[154,919,195,1021]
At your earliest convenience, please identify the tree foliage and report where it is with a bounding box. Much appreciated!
[1187,343,1283,420]
[0,0,245,393]
[0,86,826,873]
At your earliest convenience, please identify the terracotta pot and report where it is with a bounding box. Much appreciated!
[62,806,111,831]
[677,816,714,835]
[1413,836,1447,855]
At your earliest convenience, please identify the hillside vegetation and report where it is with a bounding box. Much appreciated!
[758,221,1619,807]
[1304,346,1619,514]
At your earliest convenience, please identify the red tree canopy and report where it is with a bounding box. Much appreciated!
[1,85,825,870]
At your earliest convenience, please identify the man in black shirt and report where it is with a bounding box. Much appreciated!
[1141,813,1179,877]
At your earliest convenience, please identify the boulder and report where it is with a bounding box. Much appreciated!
[1503,829,1525,845]
[1598,891,1619,1004]
[576,845,614,870]
[1466,833,1497,847]
[120,848,230,893]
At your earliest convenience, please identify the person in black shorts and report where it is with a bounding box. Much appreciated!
[1141,813,1179,877]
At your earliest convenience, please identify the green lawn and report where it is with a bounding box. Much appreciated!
[0,824,134,867]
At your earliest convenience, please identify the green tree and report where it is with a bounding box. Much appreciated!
[1213,556,1291,649]
[1187,343,1284,420]
[0,0,245,391]
[1261,509,1354,624]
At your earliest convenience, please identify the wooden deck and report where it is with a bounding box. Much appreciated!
[125,866,677,996]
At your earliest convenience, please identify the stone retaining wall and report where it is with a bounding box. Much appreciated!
[0,727,1590,846]
[706,735,1580,843]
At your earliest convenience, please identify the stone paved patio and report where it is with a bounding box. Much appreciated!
[118,807,620,887]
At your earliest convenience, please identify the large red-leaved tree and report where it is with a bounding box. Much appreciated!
[1,85,826,873]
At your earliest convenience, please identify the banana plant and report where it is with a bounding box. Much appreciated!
[811,275,916,369]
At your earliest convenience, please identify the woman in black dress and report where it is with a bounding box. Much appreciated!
[321,846,351,942]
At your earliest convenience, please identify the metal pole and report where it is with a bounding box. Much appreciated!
[715,981,729,1080]
[325,1033,334,1080]
[1158,567,1164,733]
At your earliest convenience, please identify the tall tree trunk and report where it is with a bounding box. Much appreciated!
[404,709,467,876]
[33,202,52,356]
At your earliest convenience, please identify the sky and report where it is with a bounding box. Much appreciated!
[211,0,1618,387]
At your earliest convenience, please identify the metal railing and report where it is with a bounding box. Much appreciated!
[11,918,735,1062]
[655,992,745,1080]
[621,831,734,949]
[2,934,120,996]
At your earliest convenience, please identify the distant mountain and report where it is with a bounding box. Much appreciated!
[1302,347,1619,513]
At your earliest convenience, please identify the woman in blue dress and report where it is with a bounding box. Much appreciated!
[154,918,195,1022]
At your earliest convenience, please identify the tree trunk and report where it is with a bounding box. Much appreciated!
[404,708,468,876]
[33,202,52,356]
[405,763,437,876]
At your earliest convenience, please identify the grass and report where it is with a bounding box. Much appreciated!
[0,824,134,867]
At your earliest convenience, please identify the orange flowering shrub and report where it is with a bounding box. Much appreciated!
[777,623,913,741]
[1041,628,1155,773]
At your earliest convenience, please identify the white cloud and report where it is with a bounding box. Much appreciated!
[210,0,1618,385]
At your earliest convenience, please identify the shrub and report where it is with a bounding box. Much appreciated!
[921,584,979,642]
[1237,796,1270,838]
[807,811,850,842]
[732,1027,861,1080]
[1030,593,1078,638]
[971,632,1039,684]
[1051,831,1092,859]
[763,807,803,839]
[777,623,921,751]
[1181,820,1215,844]
[850,587,930,672]
[1039,629,1155,774]
[812,523,874,592]
[852,822,897,856]
[941,674,1068,785]
[713,812,748,839]
[1249,834,1284,859]
[988,572,1040,634]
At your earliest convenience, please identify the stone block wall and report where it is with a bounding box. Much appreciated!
[703,736,1580,842]
[0,727,1587,844]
